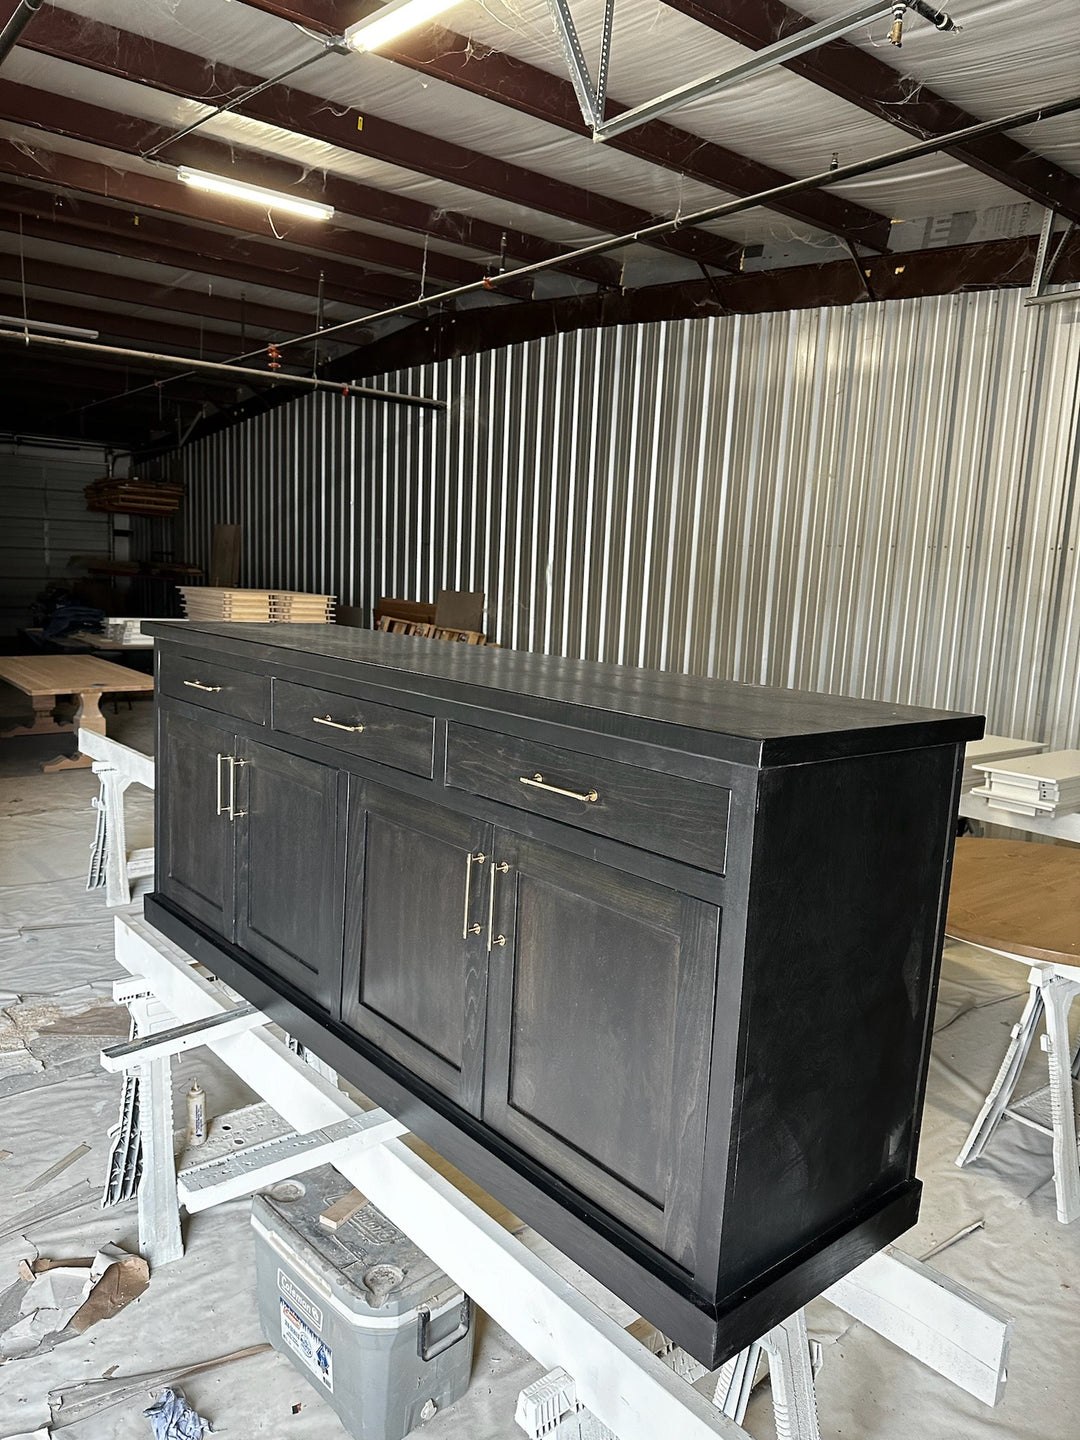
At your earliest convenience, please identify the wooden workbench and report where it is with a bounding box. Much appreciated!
[947,837,1080,964]
[0,654,155,771]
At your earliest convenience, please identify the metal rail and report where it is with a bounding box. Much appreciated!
[0,330,447,409]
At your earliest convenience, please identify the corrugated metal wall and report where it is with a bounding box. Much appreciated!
[179,287,1080,748]
[0,444,111,636]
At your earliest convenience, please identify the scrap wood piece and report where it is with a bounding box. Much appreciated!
[21,1145,91,1193]
[318,1187,366,1231]
[48,1343,272,1430]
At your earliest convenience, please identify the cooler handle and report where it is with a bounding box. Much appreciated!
[416,1296,472,1363]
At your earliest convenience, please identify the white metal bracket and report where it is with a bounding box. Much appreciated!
[548,0,902,142]
[1026,207,1080,308]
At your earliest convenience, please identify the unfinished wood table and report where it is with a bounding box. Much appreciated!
[948,837,1080,1221]
[0,655,155,772]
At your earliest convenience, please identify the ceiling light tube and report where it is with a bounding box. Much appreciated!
[176,166,334,221]
[344,0,460,52]
[0,314,99,340]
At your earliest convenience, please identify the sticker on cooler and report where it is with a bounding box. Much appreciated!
[280,1297,334,1392]
[278,1268,323,1329]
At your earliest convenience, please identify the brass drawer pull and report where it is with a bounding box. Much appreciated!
[487,861,508,952]
[519,772,598,804]
[312,714,365,734]
[184,679,222,692]
[462,850,486,938]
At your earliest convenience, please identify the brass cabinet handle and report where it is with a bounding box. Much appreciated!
[312,714,365,734]
[519,772,598,804]
[462,850,486,938]
[184,680,222,692]
[487,861,508,952]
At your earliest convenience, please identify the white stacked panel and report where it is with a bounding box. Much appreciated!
[961,735,1046,792]
[972,749,1080,817]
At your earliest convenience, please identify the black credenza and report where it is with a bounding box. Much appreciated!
[144,621,981,1366]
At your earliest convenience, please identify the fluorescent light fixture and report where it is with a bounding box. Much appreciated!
[176,166,334,221]
[344,0,460,52]
[0,314,99,340]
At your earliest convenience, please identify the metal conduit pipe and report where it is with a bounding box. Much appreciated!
[0,0,44,67]
[266,90,1080,359]
[0,330,447,409]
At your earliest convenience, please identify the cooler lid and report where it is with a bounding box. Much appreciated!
[252,1164,458,1318]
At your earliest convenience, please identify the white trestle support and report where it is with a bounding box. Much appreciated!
[110,915,1012,1440]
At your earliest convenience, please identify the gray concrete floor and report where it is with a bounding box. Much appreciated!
[0,690,1077,1438]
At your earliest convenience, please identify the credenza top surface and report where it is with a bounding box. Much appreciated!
[146,621,982,766]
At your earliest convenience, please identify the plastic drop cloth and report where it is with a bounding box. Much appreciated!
[13,0,1076,268]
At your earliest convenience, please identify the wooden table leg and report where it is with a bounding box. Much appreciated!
[1,692,76,738]
[42,687,105,771]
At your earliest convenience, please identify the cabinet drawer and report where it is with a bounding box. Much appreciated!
[272,679,435,778]
[160,651,268,725]
[446,725,729,873]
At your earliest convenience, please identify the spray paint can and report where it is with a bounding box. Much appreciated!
[186,1076,207,1147]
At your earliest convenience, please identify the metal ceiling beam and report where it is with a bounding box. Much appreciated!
[4,6,617,289]
[0,330,448,406]
[0,249,322,338]
[233,0,893,251]
[199,90,1080,367]
[0,191,425,310]
[160,226,1080,454]
[334,230,1080,376]
[661,0,1080,226]
[8,4,742,271]
[0,288,251,357]
[0,86,526,296]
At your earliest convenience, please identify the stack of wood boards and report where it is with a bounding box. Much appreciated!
[972,749,1080,816]
[180,588,335,623]
[962,734,1046,791]
[85,478,185,516]
[270,591,336,622]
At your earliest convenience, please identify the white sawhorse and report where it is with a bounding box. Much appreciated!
[81,727,155,906]
[106,916,1012,1440]
[956,953,1080,1224]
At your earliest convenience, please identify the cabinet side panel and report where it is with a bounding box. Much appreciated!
[718,743,962,1290]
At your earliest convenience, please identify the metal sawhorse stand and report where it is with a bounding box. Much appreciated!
[956,955,1080,1224]
[104,915,1012,1440]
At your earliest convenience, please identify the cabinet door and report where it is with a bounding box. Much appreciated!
[342,783,491,1112]
[484,835,720,1271]
[234,741,346,1014]
[158,706,236,936]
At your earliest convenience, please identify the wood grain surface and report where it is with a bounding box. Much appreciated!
[946,837,1080,963]
[0,654,154,696]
